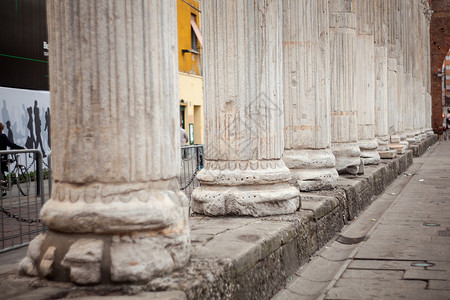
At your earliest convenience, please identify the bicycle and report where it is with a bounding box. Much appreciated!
[1,153,31,197]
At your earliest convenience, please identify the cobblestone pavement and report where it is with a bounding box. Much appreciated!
[273,141,450,300]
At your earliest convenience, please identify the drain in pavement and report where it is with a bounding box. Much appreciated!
[422,222,440,227]
[411,262,435,267]
[336,235,368,245]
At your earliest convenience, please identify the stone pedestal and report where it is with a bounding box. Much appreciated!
[19,0,190,284]
[282,0,338,191]
[329,2,361,174]
[191,0,300,216]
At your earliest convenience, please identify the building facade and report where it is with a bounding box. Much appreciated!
[177,0,204,145]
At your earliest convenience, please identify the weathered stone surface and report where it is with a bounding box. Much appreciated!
[39,246,56,277]
[282,0,338,191]
[23,0,191,284]
[300,194,340,220]
[72,291,187,300]
[341,269,404,280]
[192,0,300,216]
[284,150,339,192]
[299,256,344,282]
[332,144,361,174]
[379,150,397,159]
[403,269,447,281]
[192,181,300,217]
[111,229,190,282]
[61,239,104,285]
[19,233,46,276]
[287,277,329,296]
[428,280,450,290]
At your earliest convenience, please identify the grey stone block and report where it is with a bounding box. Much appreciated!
[341,269,404,280]
[299,256,344,282]
[403,269,447,281]
[287,277,329,296]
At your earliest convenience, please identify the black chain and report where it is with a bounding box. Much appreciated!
[1,206,41,224]
[180,167,200,190]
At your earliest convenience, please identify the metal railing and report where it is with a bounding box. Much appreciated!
[0,149,47,253]
[0,145,203,253]
[179,145,203,199]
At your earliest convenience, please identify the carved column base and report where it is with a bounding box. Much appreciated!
[377,135,390,151]
[332,143,361,175]
[20,180,190,284]
[389,135,407,154]
[425,128,434,136]
[283,149,338,191]
[405,131,417,144]
[19,228,190,284]
[359,140,380,165]
[191,159,300,216]
[41,180,189,233]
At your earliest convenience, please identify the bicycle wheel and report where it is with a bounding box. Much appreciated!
[16,165,30,196]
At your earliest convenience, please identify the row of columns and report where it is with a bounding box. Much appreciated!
[21,0,433,284]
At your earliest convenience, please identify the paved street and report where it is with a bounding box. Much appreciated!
[273,141,450,300]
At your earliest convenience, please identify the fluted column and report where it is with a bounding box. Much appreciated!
[192,0,300,216]
[373,0,396,158]
[20,0,190,284]
[282,0,338,191]
[329,0,361,174]
[423,1,433,135]
[354,0,380,165]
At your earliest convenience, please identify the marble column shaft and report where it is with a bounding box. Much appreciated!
[282,0,338,191]
[354,0,380,165]
[329,1,361,174]
[192,0,300,217]
[20,0,190,284]
[373,0,391,153]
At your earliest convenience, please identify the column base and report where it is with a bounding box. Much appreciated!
[377,135,390,151]
[331,143,361,175]
[20,180,191,284]
[359,140,380,165]
[191,159,300,216]
[19,227,190,284]
[389,143,406,154]
[41,180,189,233]
[192,183,300,217]
[283,149,338,191]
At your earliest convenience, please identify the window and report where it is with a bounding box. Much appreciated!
[446,55,450,61]
[190,14,202,52]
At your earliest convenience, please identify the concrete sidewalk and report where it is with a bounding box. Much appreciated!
[273,141,450,300]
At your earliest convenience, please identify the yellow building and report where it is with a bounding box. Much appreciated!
[178,0,204,145]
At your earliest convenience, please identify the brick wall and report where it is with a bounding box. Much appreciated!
[430,0,450,132]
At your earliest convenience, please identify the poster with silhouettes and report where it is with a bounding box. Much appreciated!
[0,86,50,170]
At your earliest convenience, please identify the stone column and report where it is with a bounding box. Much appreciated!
[191,0,300,216]
[423,1,434,135]
[373,0,396,158]
[329,0,361,174]
[20,0,190,284]
[282,0,338,191]
[354,0,380,165]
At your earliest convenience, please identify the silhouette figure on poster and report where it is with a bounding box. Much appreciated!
[6,121,14,142]
[26,106,35,150]
[44,107,51,148]
[34,100,46,157]
[2,100,10,126]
